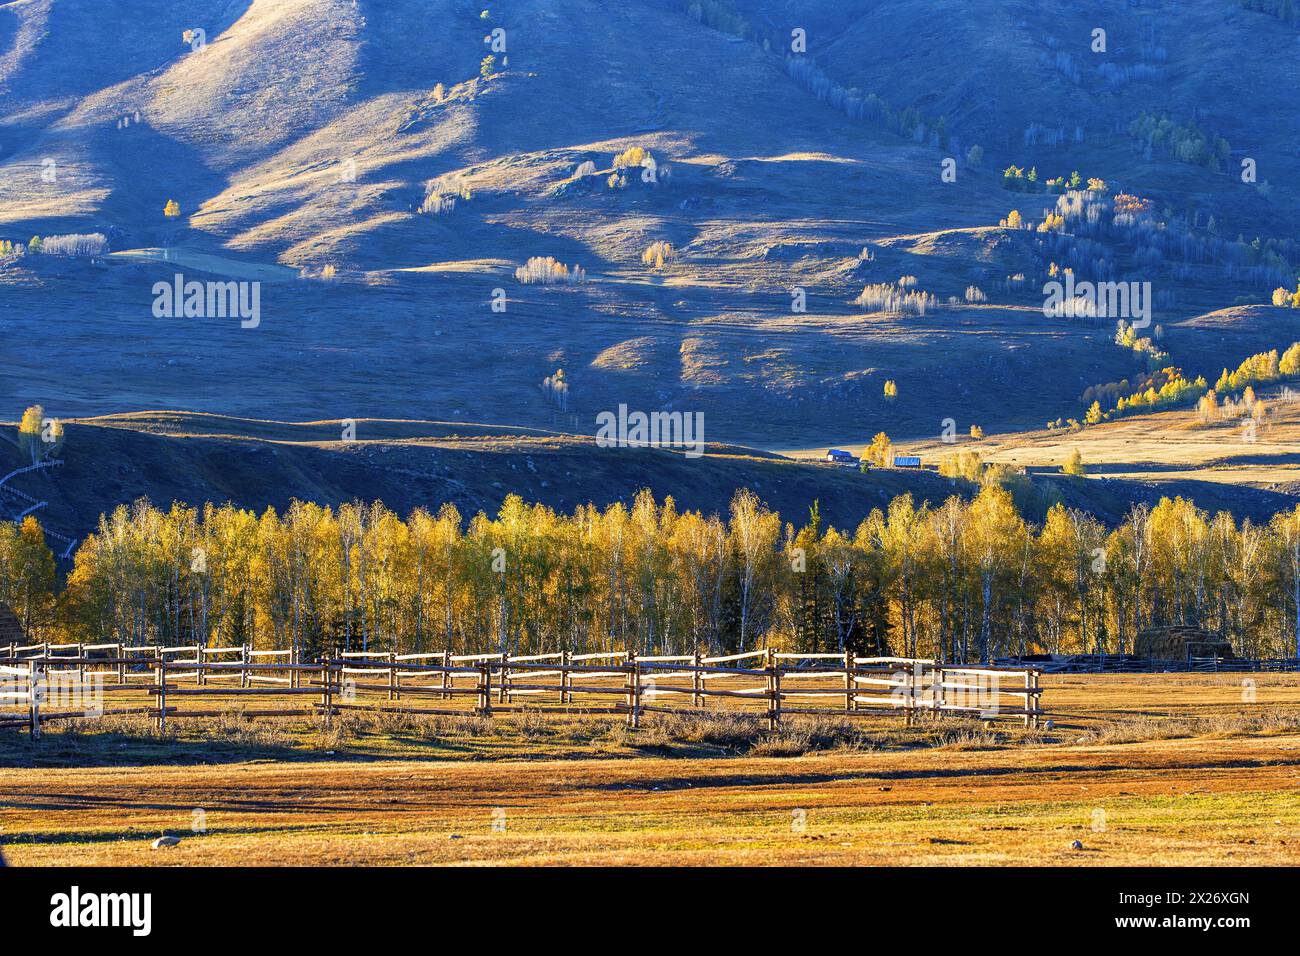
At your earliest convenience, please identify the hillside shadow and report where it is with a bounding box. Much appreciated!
[361,210,609,274]
[87,120,235,249]
[1,1,254,105]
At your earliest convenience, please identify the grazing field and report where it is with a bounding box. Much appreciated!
[3,674,1300,866]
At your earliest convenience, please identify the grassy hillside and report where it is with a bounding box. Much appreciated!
[1,0,1298,458]
[730,0,1300,237]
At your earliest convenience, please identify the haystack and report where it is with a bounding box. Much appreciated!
[1132,625,1234,659]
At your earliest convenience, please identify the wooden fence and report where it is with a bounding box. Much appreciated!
[0,661,41,738]
[0,644,1043,736]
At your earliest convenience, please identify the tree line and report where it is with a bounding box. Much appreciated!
[7,487,1300,662]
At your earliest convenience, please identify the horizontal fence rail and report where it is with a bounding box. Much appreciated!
[0,645,1043,736]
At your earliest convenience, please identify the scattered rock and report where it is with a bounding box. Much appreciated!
[1070,840,1084,851]
[152,835,181,849]
[1044,720,1056,730]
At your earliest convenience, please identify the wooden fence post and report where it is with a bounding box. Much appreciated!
[844,651,855,715]
[625,655,640,729]
[116,643,126,685]
[290,645,300,690]
[196,644,206,688]
[1023,669,1033,728]
[320,660,332,726]
[388,652,398,702]
[28,659,40,740]
[560,649,571,705]
[241,644,250,689]
[764,650,774,733]
[76,642,85,688]
[441,650,452,700]
[692,650,703,708]
[155,660,167,734]
[478,662,493,717]
[933,664,944,720]
[499,654,510,705]
[906,662,918,726]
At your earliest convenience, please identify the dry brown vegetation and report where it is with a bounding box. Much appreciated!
[4,674,1300,866]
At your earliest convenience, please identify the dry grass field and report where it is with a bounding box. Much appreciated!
[888,382,1300,491]
[4,673,1300,866]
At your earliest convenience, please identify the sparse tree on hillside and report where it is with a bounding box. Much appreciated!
[642,241,675,270]
[613,146,652,170]
[1062,449,1086,477]
[865,431,893,468]
[939,450,984,481]
[515,256,585,285]
[17,405,57,464]
[856,283,937,316]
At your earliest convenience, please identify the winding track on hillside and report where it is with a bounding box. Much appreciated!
[0,459,76,559]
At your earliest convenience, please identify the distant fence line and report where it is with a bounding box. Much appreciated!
[0,644,1043,738]
[994,654,1300,674]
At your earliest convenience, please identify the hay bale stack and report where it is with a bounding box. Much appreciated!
[0,603,21,646]
[1133,625,1234,659]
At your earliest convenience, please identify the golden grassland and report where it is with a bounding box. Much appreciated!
[3,674,1300,866]
[889,385,1300,488]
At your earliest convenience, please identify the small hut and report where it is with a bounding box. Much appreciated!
[1133,625,1234,661]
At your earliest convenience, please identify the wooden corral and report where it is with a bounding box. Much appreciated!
[0,644,1044,736]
